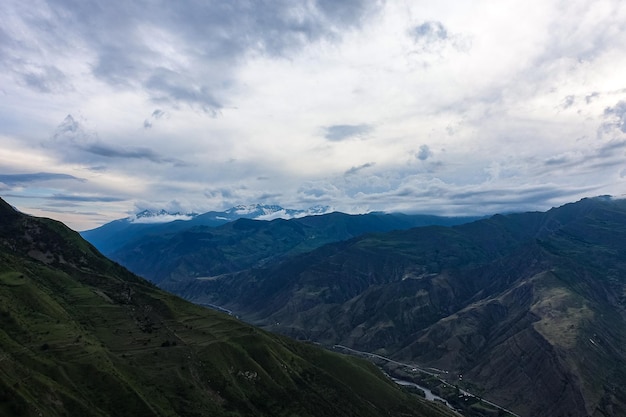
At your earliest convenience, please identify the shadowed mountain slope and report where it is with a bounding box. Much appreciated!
[179,196,626,417]
[94,211,478,289]
[0,197,454,417]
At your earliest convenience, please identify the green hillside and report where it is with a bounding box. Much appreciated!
[0,198,454,417]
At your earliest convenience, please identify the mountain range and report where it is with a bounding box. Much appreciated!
[0,197,456,417]
[80,204,477,259]
[77,196,626,416]
[81,204,331,256]
[160,196,626,417]
[82,208,479,289]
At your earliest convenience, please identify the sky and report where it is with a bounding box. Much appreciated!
[2,0,626,231]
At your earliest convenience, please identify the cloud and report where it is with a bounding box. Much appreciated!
[297,181,342,201]
[144,68,222,113]
[561,95,575,109]
[48,194,127,203]
[597,139,626,158]
[316,0,379,28]
[345,162,375,176]
[539,140,626,176]
[143,109,166,129]
[585,92,600,104]
[544,154,571,166]
[15,0,380,112]
[82,143,190,166]
[3,1,626,230]
[21,65,69,93]
[411,21,449,42]
[0,172,84,186]
[48,115,190,166]
[603,101,626,133]
[409,20,470,55]
[416,145,433,161]
[323,124,372,141]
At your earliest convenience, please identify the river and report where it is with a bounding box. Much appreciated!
[391,378,455,410]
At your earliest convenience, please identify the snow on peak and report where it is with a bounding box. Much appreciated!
[130,209,197,224]
[225,204,333,220]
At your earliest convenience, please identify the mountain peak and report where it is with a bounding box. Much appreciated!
[130,209,198,224]
[222,204,331,220]
[0,197,21,222]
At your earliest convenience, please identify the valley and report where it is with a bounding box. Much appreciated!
[0,198,456,417]
[5,2,624,417]
[85,196,626,417]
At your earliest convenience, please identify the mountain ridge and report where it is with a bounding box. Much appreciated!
[176,196,626,417]
[81,204,480,258]
[81,203,332,256]
[95,211,480,288]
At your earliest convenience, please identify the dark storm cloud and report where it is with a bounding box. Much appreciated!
[345,162,375,176]
[323,124,372,141]
[30,0,380,110]
[0,172,84,186]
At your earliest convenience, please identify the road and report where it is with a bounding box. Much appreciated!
[333,344,521,417]
[196,302,234,316]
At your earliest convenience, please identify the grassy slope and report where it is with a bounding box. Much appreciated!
[0,198,454,417]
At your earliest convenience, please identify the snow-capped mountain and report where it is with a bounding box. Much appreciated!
[222,204,331,220]
[128,204,333,224]
[81,204,334,255]
[131,209,198,224]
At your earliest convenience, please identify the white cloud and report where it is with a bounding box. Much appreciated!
[1,0,626,230]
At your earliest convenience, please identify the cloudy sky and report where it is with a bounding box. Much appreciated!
[2,0,626,230]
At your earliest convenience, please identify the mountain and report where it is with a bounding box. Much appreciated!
[134,208,199,222]
[221,204,328,219]
[178,196,626,417]
[0,197,455,417]
[100,211,479,289]
[80,204,332,256]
